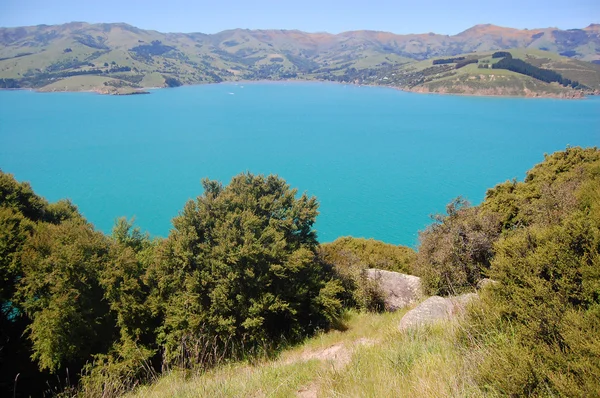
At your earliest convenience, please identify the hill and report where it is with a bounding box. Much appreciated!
[347,48,600,98]
[0,22,599,96]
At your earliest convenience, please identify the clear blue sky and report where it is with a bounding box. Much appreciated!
[2,0,598,34]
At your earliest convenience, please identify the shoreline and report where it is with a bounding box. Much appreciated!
[0,78,595,100]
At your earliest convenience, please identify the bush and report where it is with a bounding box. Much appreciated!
[415,197,502,295]
[320,237,416,274]
[149,173,343,366]
[18,220,113,372]
[457,147,600,396]
[464,210,600,396]
[319,237,415,311]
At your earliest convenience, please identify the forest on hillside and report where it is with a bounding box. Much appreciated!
[1,147,599,397]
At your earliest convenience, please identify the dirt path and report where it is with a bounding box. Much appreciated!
[288,338,377,397]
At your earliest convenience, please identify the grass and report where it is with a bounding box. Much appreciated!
[126,309,486,398]
[36,75,119,92]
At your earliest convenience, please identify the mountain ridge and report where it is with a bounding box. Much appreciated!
[1,21,599,97]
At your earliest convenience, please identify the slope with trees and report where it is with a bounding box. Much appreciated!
[1,146,599,396]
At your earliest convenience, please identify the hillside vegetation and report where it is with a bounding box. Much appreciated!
[357,49,600,98]
[0,22,599,96]
[1,147,599,397]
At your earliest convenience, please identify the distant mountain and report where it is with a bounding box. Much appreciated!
[0,22,599,96]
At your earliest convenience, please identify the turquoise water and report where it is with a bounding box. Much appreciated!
[1,83,599,246]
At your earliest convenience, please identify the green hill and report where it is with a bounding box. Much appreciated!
[352,48,600,98]
[0,22,599,96]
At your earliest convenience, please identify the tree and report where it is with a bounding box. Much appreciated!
[18,220,113,372]
[149,173,342,366]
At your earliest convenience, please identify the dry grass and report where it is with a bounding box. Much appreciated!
[126,309,487,398]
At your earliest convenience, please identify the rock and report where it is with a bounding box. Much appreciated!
[398,296,453,331]
[477,278,498,290]
[448,292,478,312]
[364,269,423,311]
[398,293,477,331]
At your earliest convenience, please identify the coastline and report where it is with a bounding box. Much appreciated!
[0,78,595,100]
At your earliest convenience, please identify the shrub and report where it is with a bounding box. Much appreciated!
[415,197,502,295]
[319,237,415,311]
[18,220,113,372]
[149,173,343,366]
[464,210,600,396]
[320,237,416,274]
[458,147,600,396]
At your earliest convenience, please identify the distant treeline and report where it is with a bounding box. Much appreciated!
[491,53,580,88]
[433,56,465,65]
[491,51,512,58]
[0,78,20,88]
[455,59,478,69]
[130,40,175,59]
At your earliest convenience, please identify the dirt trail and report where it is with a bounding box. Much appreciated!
[289,338,377,397]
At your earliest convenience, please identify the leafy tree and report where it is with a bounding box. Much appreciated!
[80,218,159,396]
[149,173,342,366]
[18,220,113,372]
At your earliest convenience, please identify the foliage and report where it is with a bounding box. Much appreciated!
[320,237,416,274]
[432,56,465,65]
[415,197,502,295]
[0,78,20,88]
[130,40,175,59]
[164,76,182,87]
[455,147,600,396]
[3,148,600,396]
[455,59,478,69]
[149,173,343,367]
[492,56,580,88]
[1,171,345,396]
[464,211,600,396]
[18,220,114,372]
[319,237,416,311]
[491,51,512,58]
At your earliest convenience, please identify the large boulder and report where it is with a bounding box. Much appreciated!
[364,269,422,311]
[398,293,477,331]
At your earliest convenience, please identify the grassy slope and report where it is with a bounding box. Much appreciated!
[128,309,484,398]
[36,75,123,92]
[402,49,600,97]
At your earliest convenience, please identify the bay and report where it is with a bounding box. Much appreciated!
[1,82,599,246]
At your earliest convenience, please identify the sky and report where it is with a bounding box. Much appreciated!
[1,0,599,34]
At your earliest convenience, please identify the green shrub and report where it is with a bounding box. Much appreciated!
[318,237,413,311]
[18,220,113,372]
[458,148,600,396]
[320,237,416,274]
[148,173,343,367]
[415,197,502,295]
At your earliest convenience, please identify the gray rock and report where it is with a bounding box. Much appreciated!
[398,296,453,330]
[398,293,477,331]
[477,278,498,290]
[449,292,478,309]
[364,269,423,311]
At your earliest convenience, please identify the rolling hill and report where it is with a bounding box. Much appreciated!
[0,22,599,96]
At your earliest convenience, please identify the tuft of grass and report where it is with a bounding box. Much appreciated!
[126,309,487,398]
